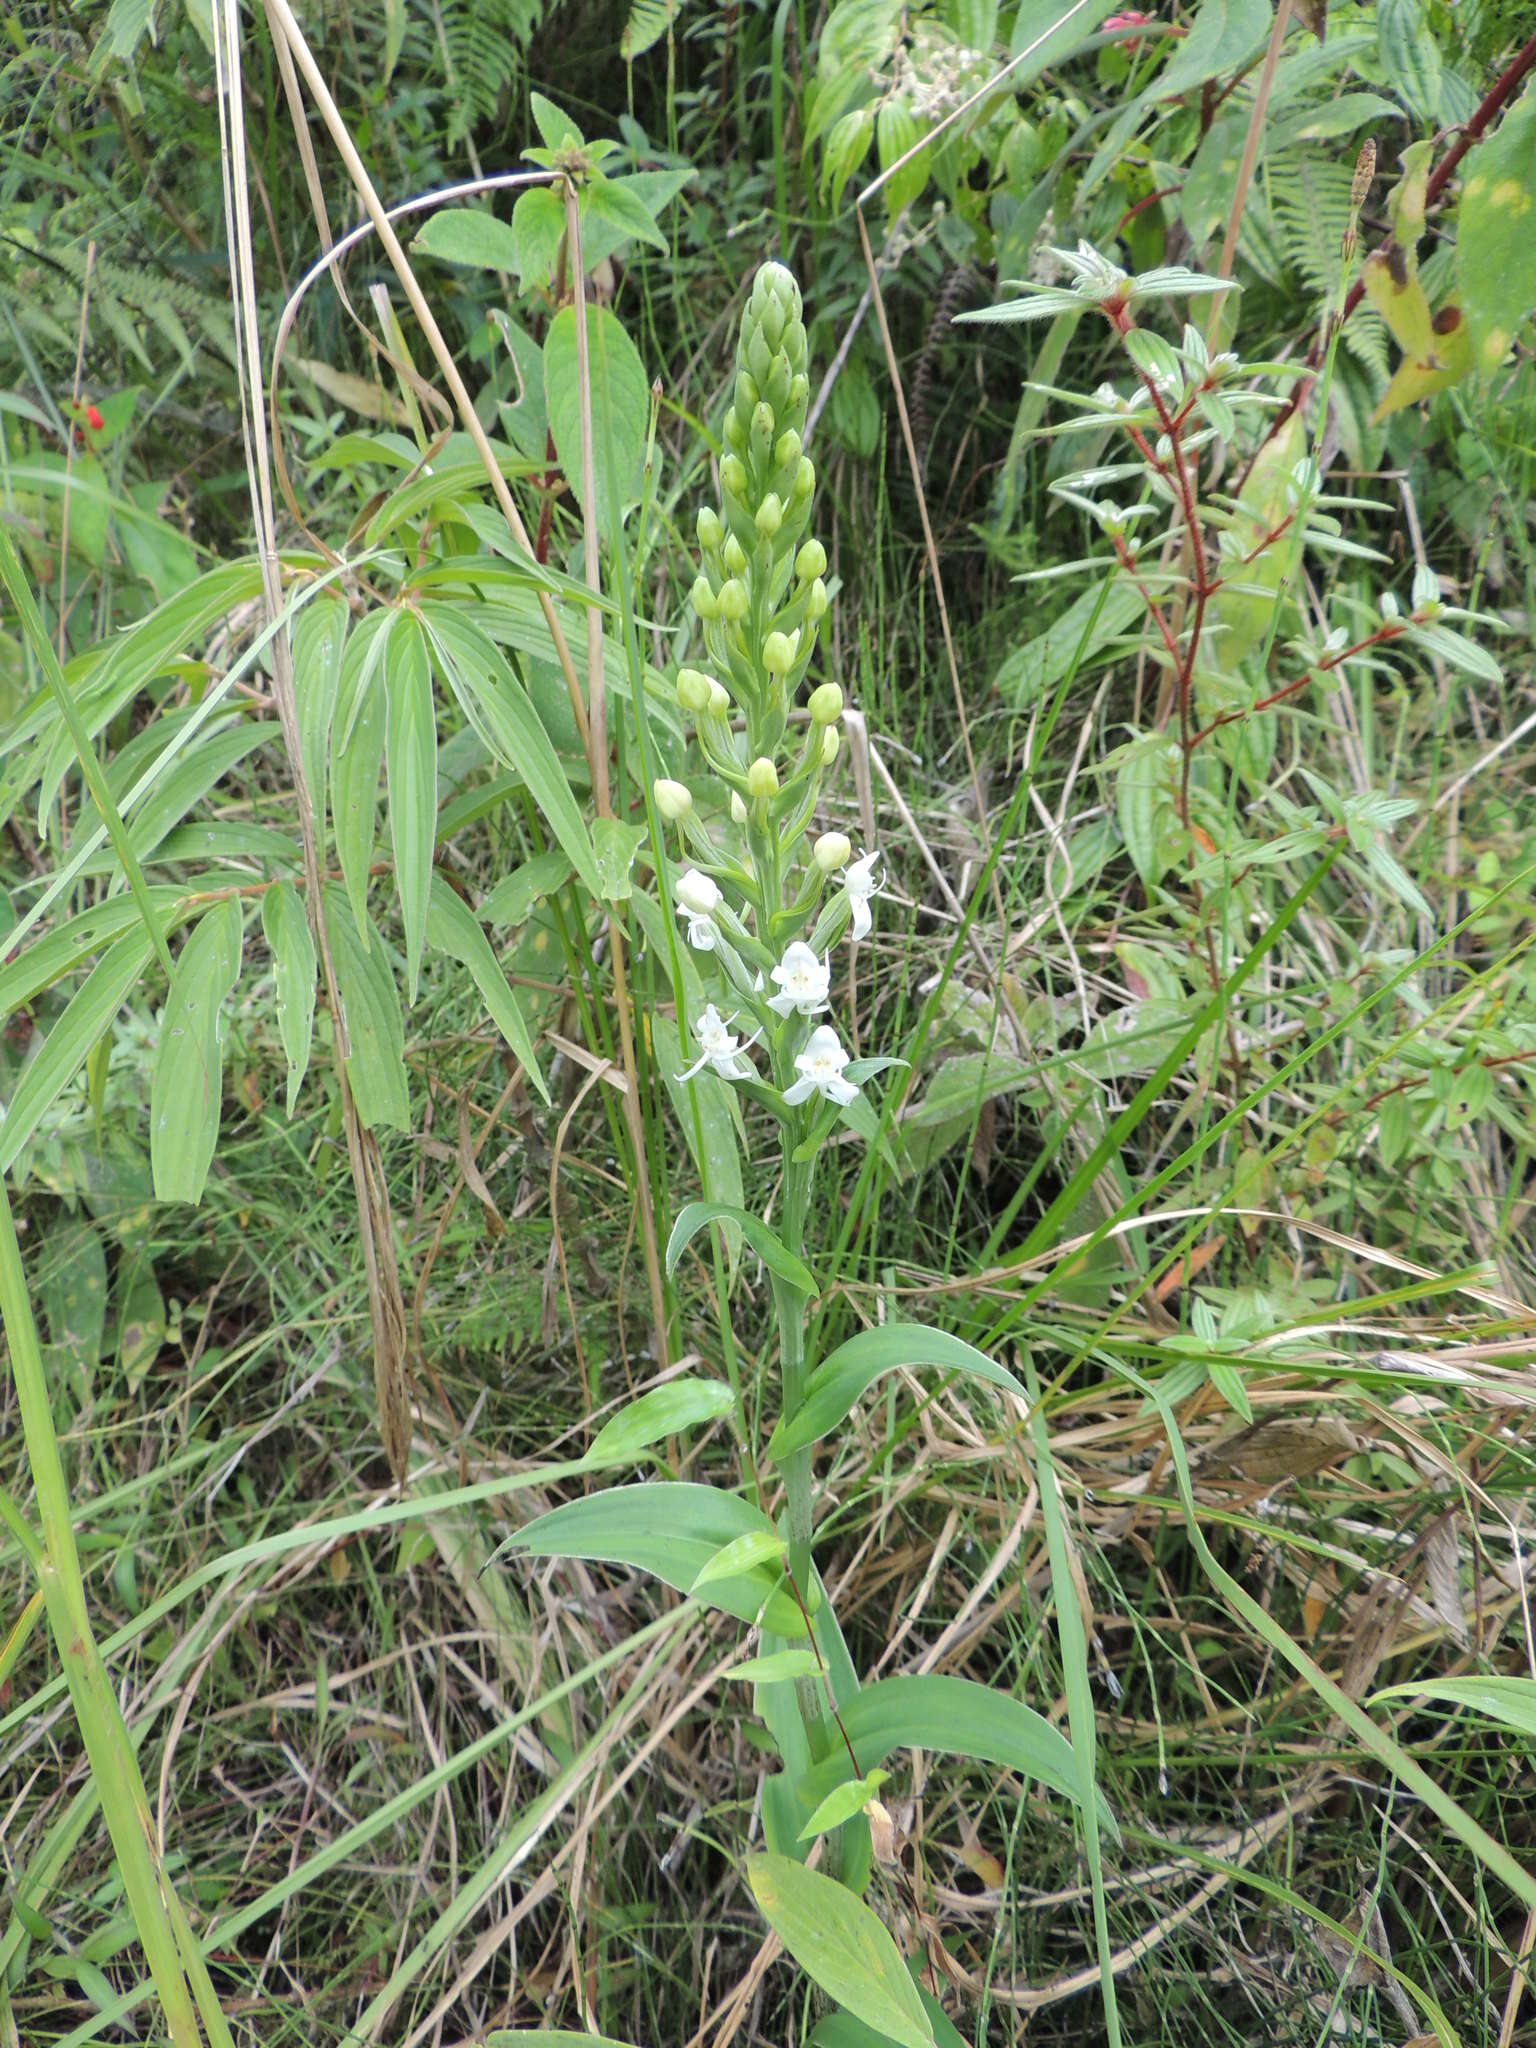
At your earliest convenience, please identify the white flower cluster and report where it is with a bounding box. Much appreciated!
[671,846,885,1110]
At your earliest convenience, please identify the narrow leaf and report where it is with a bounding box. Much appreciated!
[261,880,316,1117]
[322,885,409,1132]
[667,1201,815,1293]
[385,613,437,1003]
[588,1378,735,1461]
[425,874,548,1103]
[151,900,243,1204]
[769,1326,1025,1459]
[0,931,153,1172]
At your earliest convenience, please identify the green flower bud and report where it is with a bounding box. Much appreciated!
[654,778,692,821]
[748,326,773,389]
[730,791,749,825]
[796,538,827,583]
[723,406,746,451]
[747,755,779,800]
[718,578,749,622]
[788,372,810,411]
[807,577,829,622]
[723,532,748,575]
[775,428,802,470]
[696,506,723,551]
[677,667,714,713]
[720,453,747,499]
[808,680,843,725]
[755,492,783,539]
[814,831,851,873]
[821,725,840,766]
[783,319,807,368]
[794,456,815,502]
[753,401,775,446]
[707,678,731,716]
[691,576,718,620]
[758,290,787,351]
[763,629,798,675]
[735,371,759,419]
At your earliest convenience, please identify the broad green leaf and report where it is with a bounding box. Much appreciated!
[583,176,669,258]
[811,1988,969,2048]
[479,849,574,925]
[747,1855,935,2048]
[490,1481,790,1626]
[322,885,409,1132]
[666,1200,816,1294]
[151,899,243,1204]
[291,591,346,838]
[993,577,1140,707]
[725,1651,821,1683]
[425,874,549,1103]
[799,1769,889,1843]
[0,931,153,1172]
[769,1325,1025,1458]
[1456,79,1536,373]
[332,613,393,937]
[261,880,316,1117]
[421,605,599,897]
[690,1529,787,1590]
[385,613,437,1003]
[799,1674,1083,1811]
[588,1378,735,1461]
[410,206,521,272]
[543,302,649,536]
[1371,1676,1536,1741]
[510,185,564,290]
[1155,0,1269,98]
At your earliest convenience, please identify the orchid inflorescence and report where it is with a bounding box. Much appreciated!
[656,261,885,1130]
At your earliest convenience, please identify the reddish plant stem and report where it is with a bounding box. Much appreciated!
[1187,620,1406,747]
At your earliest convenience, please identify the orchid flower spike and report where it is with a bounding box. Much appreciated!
[843,848,883,942]
[768,941,831,1017]
[783,1024,859,1107]
[675,867,722,951]
[678,1004,759,1083]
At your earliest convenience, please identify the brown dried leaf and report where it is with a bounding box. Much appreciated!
[1198,1413,1360,1485]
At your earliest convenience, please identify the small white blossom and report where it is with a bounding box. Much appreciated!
[676,867,722,950]
[783,1024,859,1107]
[678,1004,758,1082]
[768,941,831,1017]
[843,848,882,942]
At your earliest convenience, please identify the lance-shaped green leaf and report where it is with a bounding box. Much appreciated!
[385,613,437,1003]
[690,1528,787,1590]
[725,1650,821,1684]
[332,614,392,940]
[261,880,316,1116]
[799,1769,890,1844]
[421,605,599,898]
[322,885,409,1132]
[1372,1676,1536,1740]
[425,874,548,1104]
[151,899,243,1203]
[0,930,154,1172]
[291,590,346,838]
[798,1674,1084,1812]
[489,1481,790,1627]
[0,890,187,1018]
[747,1855,935,2048]
[769,1325,1025,1459]
[667,1200,815,1294]
[588,1378,736,1462]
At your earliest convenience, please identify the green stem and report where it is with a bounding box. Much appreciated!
[774,1154,824,1745]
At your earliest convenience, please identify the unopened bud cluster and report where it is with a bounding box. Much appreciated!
[654,263,883,1120]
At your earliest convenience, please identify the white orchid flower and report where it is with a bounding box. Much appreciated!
[675,867,722,951]
[783,1024,859,1107]
[768,941,831,1017]
[843,847,882,942]
[678,1004,759,1083]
